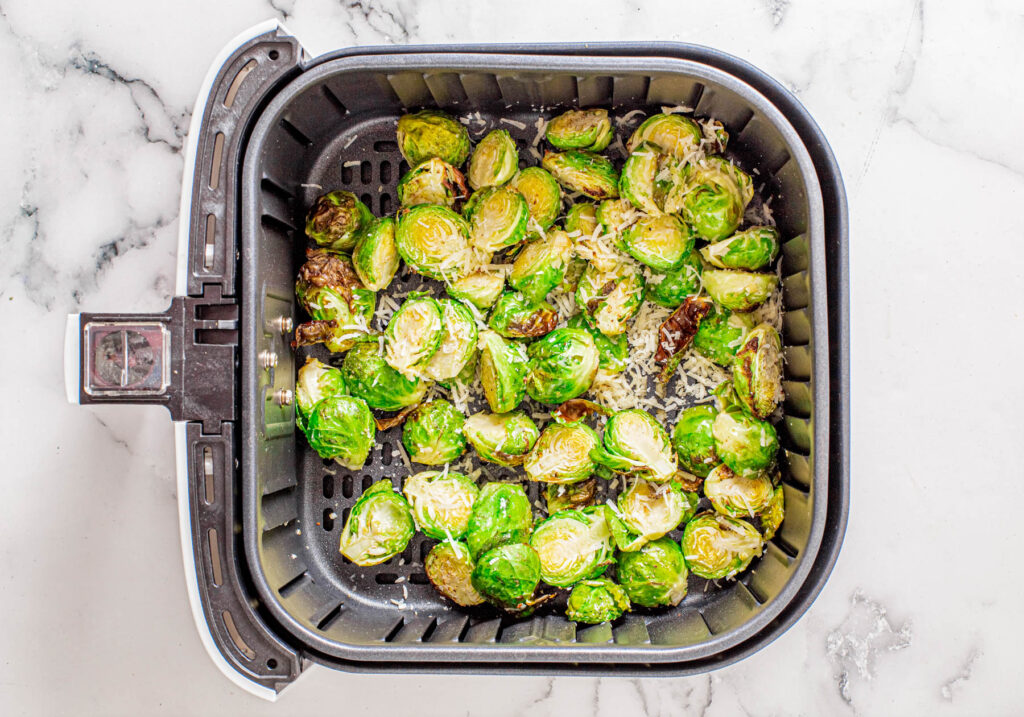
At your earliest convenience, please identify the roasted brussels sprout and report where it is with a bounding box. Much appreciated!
[759,485,785,540]
[524,422,600,484]
[575,262,645,337]
[681,512,763,579]
[402,399,467,466]
[464,411,540,467]
[621,214,695,272]
[702,269,778,312]
[671,405,720,478]
[712,406,778,476]
[627,113,703,159]
[425,541,485,606]
[668,157,754,241]
[446,269,506,309]
[468,129,519,190]
[545,109,614,152]
[610,479,698,551]
[564,202,599,236]
[295,357,347,432]
[619,142,662,214]
[384,293,444,378]
[294,249,376,353]
[465,482,534,559]
[352,216,399,291]
[478,330,529,413]
[545,478,598,513]
[305,394,375,469]
[487,291,558,339]
[615,537,689,607]
[703,464,774,518]
[397,109,470,167]
[701,226,780,271]
[395,204,475,281]
[530,507,614,587]
[525,328,600,404]
[421,299,478,382]
[340,341,427,411]
[471,542,542,613]
[595,198,639,243]
[542,150,619,200]
[509,228,575,303]
[566,314,628,373]
[645,250,703,308]
[732,324,783,419]
[692,304,755,365]
[338,480,414,566]
[566,578,630,623]
[465,185,530,254]
[603,410,678,483]
[402,470,480,539]
[510,167,562,230]
[397,158,469,209]
[304,190,374,251]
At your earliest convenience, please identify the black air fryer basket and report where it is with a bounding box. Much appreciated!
[65,22,849,699]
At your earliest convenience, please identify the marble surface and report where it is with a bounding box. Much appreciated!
[1,0,1022,714]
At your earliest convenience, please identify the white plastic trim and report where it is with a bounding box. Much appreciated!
[64,313,82,404]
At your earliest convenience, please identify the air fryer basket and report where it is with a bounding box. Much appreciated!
[241,52,828,665]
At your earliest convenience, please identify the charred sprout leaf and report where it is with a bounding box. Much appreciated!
[509,228,575,303]
[655,295,713,374]
[530,507,614,587]
[524,422,601,484]
[425,541,485,606]
[446,269,506,309]
[668,157,754,241]
[295,250,376,352]
[338,480,414,566]
[703,464,774,518]
[401,399,467,466]
[468,129,519,190]
[564,202,599,236]
[542,150,620,201]
[488,291,558,339]
[609,478,698,551]
[712,406,778,476]
[702,269,778,312]
[692,303,755,366]
[552,398,612,425]
[305,190,374,252]
[645,249,703,309]
[622,214,695,272]
[341,341,427,411]
[384,293,444,378]
[525,327,600,404]
[402,470,480,539]
[575,262,645,337]
[732,324,784,419]
[627,113,703,159]
[352,217,399,291]
[681,511,763,579]
[295,357,347,433]
[566,315,628,374]
[373,404,420,432]
[397,110,471,167]
[422,299,479,382]
[603,410,678,483]
[701,226,780,271]
[545,478,598,513]
[478,329,529,413]
[615,537,689,607]
[759,485,785,540]
[566,578,631,623]
[546,109,614,152]
[671,405,720,478]
[619,142,663,215]
[465,482,534,559]
[471,542,542,614]
[510,167,562,230]
[465,185,530,254]
[464,411,540,467]
[306,394,375,469]
[396,158,469,209]
[395,204,476,281]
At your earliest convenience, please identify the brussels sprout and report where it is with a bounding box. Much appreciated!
[701,226,780,271]
[338,480,414,566]
[619,142,663,214]
[732,324,784,419]
[645,250,703,308]
[510,167,562,230]
[465,185,530,254]
[713,378,742,412]
[295,357,347,433]
[305,190,374,251]
[384,293,444,378]
[566,315,627,373]
[397,110,471,167]
[402,470,480,539]
[621,214,695,272]
[681,512,763,579]
[671,405,720,478]
[564,202,599,236]
[425,541,485,606]
[525,328,600,404]
[609,478,698,551]
[602,410,678,483]
[566,578,631,623]
[692,304,755,365]
[294,250,376,353]
[759,485,785,540]
[542,150,619,200]
[464,411,540,467]
[615,537,689,607]
[397,158,469,209]
[488,291,558,339]
[395,204,475,281]
[703,464,775,518]
[702,269,778,312]
[575,262,645,337]
[465,482,534,559]
[545,478,598,513]
[421,299,478,382]
[530,507,614,587]
[471,542,542,613]
[478,330,529,413]
[545,109,614,152]
[402,399,467,466]
[340,341,427,411]
[595,198,639,244]
[446,269,506,309]
[668,157,754,241]
[524,422,600,484]
[509,228,575,303]
[468,129,519,190]
[712,406,778,476]
[352,217,399,291]
[627,113,703,159]
[306,394,375,469]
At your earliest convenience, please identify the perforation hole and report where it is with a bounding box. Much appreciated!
[409,573,429,585]
[360,192,373,206]
[362,476,372,492]
[380,442,393,466]
[342,474,354,498]
[342,163,354,184]
[380,194,393,215]
[420,542,432,563]
[375,573,400,584]
[322,475,334,499]
[360,162,372,184]
[374,140,398,152]
[379,160,392,183]
[322,508,335,532]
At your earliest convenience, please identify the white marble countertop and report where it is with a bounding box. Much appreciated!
[2,0,1022,714]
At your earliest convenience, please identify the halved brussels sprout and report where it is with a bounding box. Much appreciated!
[545,109,614,152]
[397,109,471,167]
[446,269,506,309]
[619,142,662,214]
[402,470,480,539]
[645,250,703,308]
[524,422,600,484]
[602,410,678,483]
[759,485,785,540]
[575,262,645,337]
[615,537,689,607]
[425,540,485,606]
[542,150,619,200]
[564,202,599,236]
[671,405,720,478]
[338,480,414,566]
[609,479,698,551]
[464,411,540,467]
[712,406,778,476]
[681,511,763,579]
[704,464,775,518]
[421,299,478,382]
[397,158,469,209]
[668,157,754,241]
[596,198,639,243]
[352,217,399,291]
[384,293,444,378]
[510,167,562,230]
[402,399,467,466]
[395,204,475,281]
[488,291,558,339]
[621,214,695,272]
[692,304,755,365]
[294,250,376,353]
[478,330,528,413]
[566,578,631,624]
[627,113,703,159]
[545,478,598,513]
[509,228,575,303]
[465,482,534,559]
[701,226,780,271]
[525,328,600,404]
[468,129,519,190]
[733,324,784,419]
[465,185,530,253]
[471,542,542,613]
[306,394,375,469]
[713,379,741,412]
[295,357,347,433]
[567,314,628,373]
[530,507,614,587]
[305,190,374,251]
[702,269,778,312]
[340,341,427,411]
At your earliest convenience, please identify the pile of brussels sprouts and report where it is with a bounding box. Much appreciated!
[292,106,787,623]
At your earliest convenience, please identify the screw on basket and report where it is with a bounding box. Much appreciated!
[274,316,294,333]
[274,388,293,406]
[259,350,279,369]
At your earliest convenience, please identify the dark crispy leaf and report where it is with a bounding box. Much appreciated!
[655,295,713,364]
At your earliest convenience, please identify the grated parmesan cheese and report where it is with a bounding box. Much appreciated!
[500,117,527,130]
